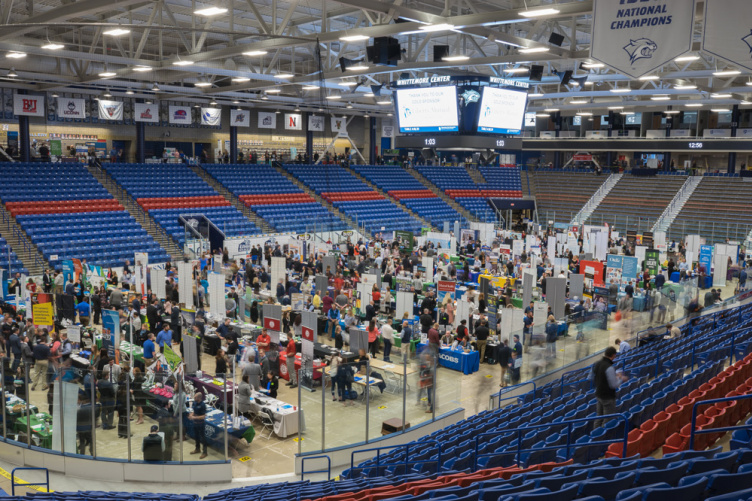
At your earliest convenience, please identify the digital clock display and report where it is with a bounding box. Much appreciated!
[689,142,703,149]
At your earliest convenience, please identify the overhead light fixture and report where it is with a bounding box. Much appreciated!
[103,28,130,36]
[746,81,752,86]
[711,108,730,112]
[232,77,251,82]
[7,68,17,77]
[326,95,342,100]
[232,100,240,104]
[620,111,635,115]
[377,100,391,105]
[651,96,671,100]
[194,6,228,16]
[152,83,160,92]
[261,96,268,100]
[41,43,64,50]
[713,69,741,76]
[610,88,631,93]
[132,66,151,72]
[544,108,559,112]
[194,81,212,87]
[348,63,369,71]
[6,52,26,59]
[209,100,218,105]
[275,73,294,79]
[302,85,319,90]
[608,106,624,110]
[364,114,370,117]
[339,81,357,87]
[243,50,268,56]
[519,8,560,17]
[275,110,281,114]
[685,103,703,107]
[266,89,281,93]
[443,55,470,62]
[519,47,549,54]
[419,24,455,32]
[346,103,353,109]
[664,110,680,114]
[340,34,370,42]
[675,84,697,90]
[576,111,593,116]
[584,81,594,86]
[581,63,604,68]
[503,67,529,73]
[528,93,544,97]
[536,113,551,117]
[570,99,587,104]
[675,55,700,62]
[51,92,58,98]
[711,93,732,98]
[742,101,752,105]
[99,71,116,77]
[103,89,112,97]
[364,92,375,97]
[294,107,300,112]
[173,60,194,66]
[639,75,659,81]
[387,113,393,116]
[125,89,134,95]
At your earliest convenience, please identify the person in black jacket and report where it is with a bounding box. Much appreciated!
[142,425,165,461]
[497,340,511,387]
[590,346,627,428]
[146,300,161,334]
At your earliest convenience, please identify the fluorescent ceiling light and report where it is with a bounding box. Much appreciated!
[544,108,559,112]
[261,96,268,100]
[364,92,375,97]
[664,110,680,114]
[519,8,560,16]
[608,106,624,110]
[302,85,319,90]
[194,7,228,16]
[620,111,635,115]
[519,47,549,54]
[41,43,64,50]
[194,81,212,87]
[443,55,470,62]
[685,103,703,107]
[103,91,112,97]
[610,88,631,93]
[103,28,130,36]
[528,93,544,97]
[536,113,550,117]
[243,50,268,56]
[742,101,752,105]
[233,101,239,104]
[639,75,659,81]
[6,52,26,58]
[504,67,528,73]
[377,100,392,105]
[340,35,369,42]
[339,81,357,86]
[651,96,671,100]
[275,73,294,78]
[674,84,696,90]
[125,89,134,95]
[387,113,393,116]
[576,112,593,116]
[173,60,194,66]
[99,71,116,77]
[581,63,604,68]
[347,64,369,71]
[419,24,455,32]
[266,89,281,93]
[711,108,730,112]
[569,99,588,104]
[7,69,17,77]
[713,70,741,76]
[326,95,342,100]
[584,81,594,86]
[675,55,700,62]
[209,100,218,105]
[232,77,251,82]
[132,66,152,72]
[711,93,732,98]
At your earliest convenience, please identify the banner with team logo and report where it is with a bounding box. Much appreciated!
[590,0,695,78]
[200,107,221,126]
[97,99,123,121]
[703,0,752,72]
[56,97,86,119]
[13,94,45,117]
[169,105,192,125]
[285,113,302,130]
[308,114,324,131]
[230,108,250,127]
[258,111,276,129]
[331,116,347,135]
[134,102,159,123]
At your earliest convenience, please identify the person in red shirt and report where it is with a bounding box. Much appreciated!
[256,328,271,352]
[367,318,379,358]
[285,337,297,387]
[428,322,440,356]
[371,284,381,310]
[333,274,344,291]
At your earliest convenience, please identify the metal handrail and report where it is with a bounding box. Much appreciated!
[491,380,537,410]
[688,392,752,450]
[300,455,332,481]
[559,369,588,397]
[350,440,442,476]
[11,467,49,495]
[473,412,631,470]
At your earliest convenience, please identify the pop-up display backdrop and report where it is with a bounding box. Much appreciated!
[178,261,194,309]
[546,277,567,320]
[270,256,286,294]
[396,291,413,320]
[152,268,166,300]
[208,271,225,319]
[570,274,585,300]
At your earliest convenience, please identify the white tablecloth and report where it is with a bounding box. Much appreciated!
[248,391,305,438]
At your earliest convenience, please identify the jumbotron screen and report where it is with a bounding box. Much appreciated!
[395,85,459,133]
[476,86,528,135]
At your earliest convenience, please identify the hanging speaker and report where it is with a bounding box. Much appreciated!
[559,70,573,86]
[433,45,450,62]
[548,32,565,47]
[530,65,544,82]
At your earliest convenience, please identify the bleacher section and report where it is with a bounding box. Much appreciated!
[0,236,27,274]
[202,164,347,233]
[105,164,260,247]
[668,177,752,243]
[349,165,464,228]
[0,163,168,269]
[414,165,521,222]
[587,175,686,230]
[283,164,423,234]
[530,170,609,224]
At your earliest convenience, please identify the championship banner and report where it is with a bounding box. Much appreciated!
[13,94,45,117]
[56,97,86,119]
[590,0,696,78]
[169,105,192,125]
[285,113,302,130]
[97,100,123,121]
[230,109,250,127]
[258,111,276,129]
[102,309,120,360]
[702,0,752,72]
[308,114,324,131]
[200,107,221,126]
[31,293,54,330]
[134,102,159,123]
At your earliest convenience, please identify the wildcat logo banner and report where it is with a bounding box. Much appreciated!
[258,111,276,129]
[97,100,123,121]
[703,0,752,72]
[200,107,221,126]
[230,109,250,127]
[134,102,159,123]
[590,0,695,79]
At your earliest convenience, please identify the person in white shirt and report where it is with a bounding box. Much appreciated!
[616,338,630,354]
[381,318,394,362]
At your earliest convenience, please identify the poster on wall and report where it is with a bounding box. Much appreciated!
[31,293,54,332]
[230,109,250,127]
[581,260,604,288]
[308,114,324,131]
[285,113,302,130]
[699,245,713,274]
[134,102,159,123]
[590,0,696,78]
[102,309,120,360]
[97,100,123,121]
[382,125,394,137]
[702,0,752,73]
[200,107,221,126]
[56,97,86,119]
[13,94,45,117]
[645,248,661,275]
[258,111,276,129]
[169,105,192,125]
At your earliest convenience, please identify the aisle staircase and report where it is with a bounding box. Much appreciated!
[0,205,47,275]
[189,164,275,234]
[652,176,703,233]
[570,173,622,225]
[344,166,437,230]
[404,168,478,222]
[271,163,361,233]
[86,164,184,261]
[466,165,487,185]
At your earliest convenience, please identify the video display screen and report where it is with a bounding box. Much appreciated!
[395,85,459,133]
[476,86,528,135]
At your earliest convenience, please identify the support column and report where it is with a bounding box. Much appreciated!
[17,90,30,162]
[369,116,377,164]
[664,111,673,171]
[230,125,238,163]
[305,112,313,162]
[135,121,145,163]
[729,104,739,174]
[553,112,562,169]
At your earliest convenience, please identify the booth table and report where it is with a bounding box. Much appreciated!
[183,407,255,449]
[279,352,327,382]
[248,391,304,438]
[14,412,53,449]
[417,343,480,375]
[185,375,235,406]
